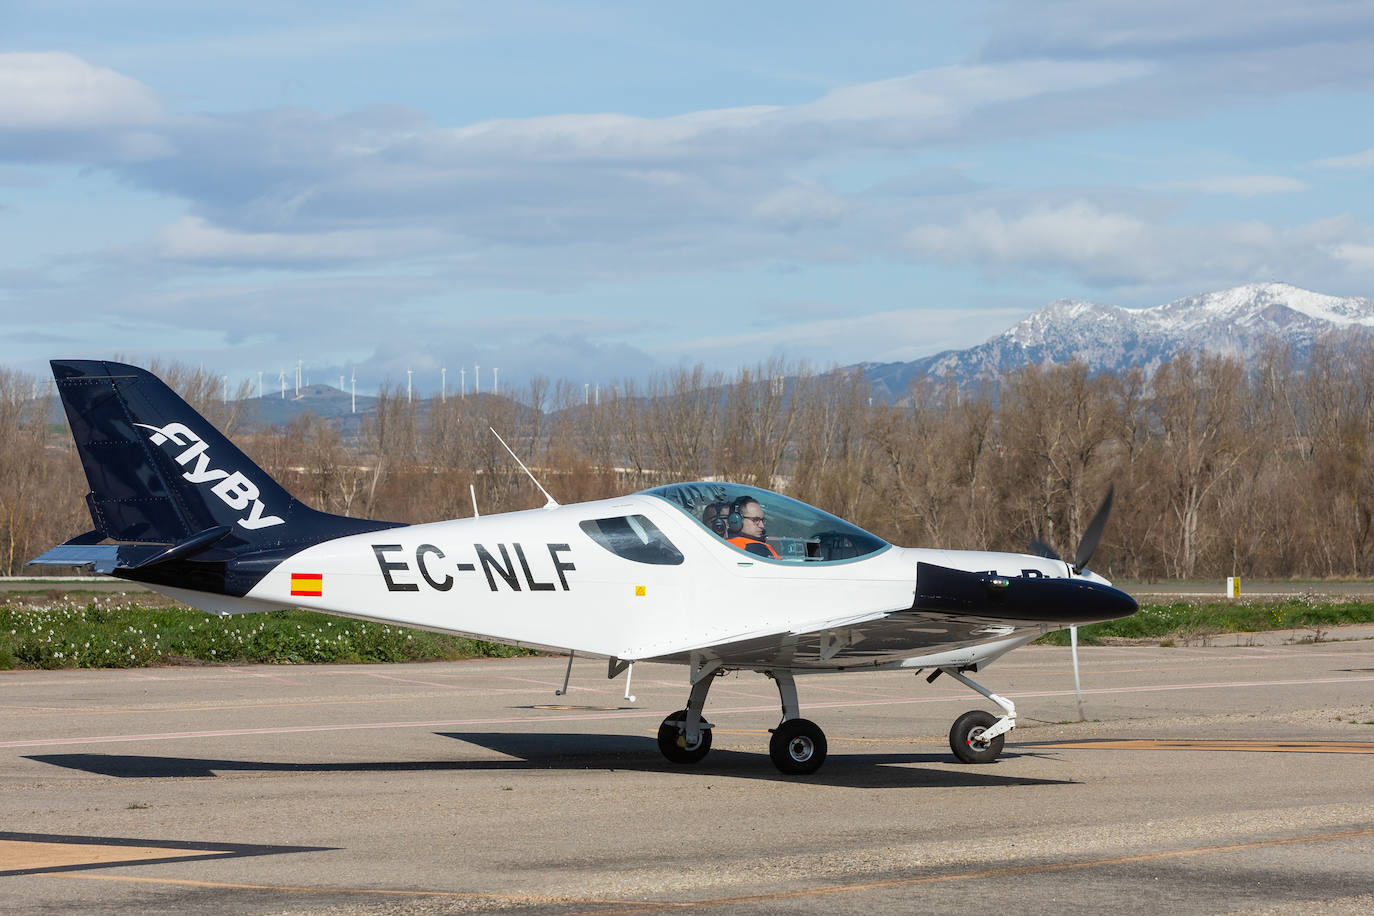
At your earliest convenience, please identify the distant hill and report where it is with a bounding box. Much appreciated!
[38,283,1371,425]
[244,384,378,426]
[857,283,1374,400]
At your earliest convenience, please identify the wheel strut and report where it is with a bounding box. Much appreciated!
[766,670,828,775]
[657,659,720,766]
[939,666,1017,742]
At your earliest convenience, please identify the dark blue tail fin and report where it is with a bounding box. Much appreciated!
[34,359,397,590]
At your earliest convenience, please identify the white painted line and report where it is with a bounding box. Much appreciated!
[3,674,1371,750]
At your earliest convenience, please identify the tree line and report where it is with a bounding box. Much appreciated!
[12,340,1374,581]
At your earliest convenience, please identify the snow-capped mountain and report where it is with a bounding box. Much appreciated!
[862,283,1374,399]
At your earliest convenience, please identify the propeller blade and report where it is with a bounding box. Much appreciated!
[1029,538,1062,562]
[1073,484,1115,572]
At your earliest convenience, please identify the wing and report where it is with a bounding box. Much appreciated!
[642,610,1037,671]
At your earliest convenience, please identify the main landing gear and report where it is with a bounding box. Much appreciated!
[654,663,1015,775]
[654,662,830,775]
[656,658,717,766]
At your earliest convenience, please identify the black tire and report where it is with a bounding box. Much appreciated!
[769,718,828,775]
[657,710,712,765]
[949,709,1004,764]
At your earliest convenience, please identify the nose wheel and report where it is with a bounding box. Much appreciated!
[949,709,1004,763]
[937,666,1016,764]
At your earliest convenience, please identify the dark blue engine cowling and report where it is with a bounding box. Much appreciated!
[913,562,1138,624]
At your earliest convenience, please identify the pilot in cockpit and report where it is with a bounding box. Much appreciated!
[726,497,780,558]
[702,502,730,538]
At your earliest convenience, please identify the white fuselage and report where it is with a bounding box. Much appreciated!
[243,494,1077,664]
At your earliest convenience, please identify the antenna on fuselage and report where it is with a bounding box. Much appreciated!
[489,428,559,508]
[469,483,480,518]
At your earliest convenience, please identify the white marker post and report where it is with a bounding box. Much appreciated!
[1070,625,1085,721]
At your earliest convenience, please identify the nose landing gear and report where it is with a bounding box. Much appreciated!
[934,666,1016,764]
[949,709,1004,763]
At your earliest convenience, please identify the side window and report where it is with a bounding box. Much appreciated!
[579,515,684,565]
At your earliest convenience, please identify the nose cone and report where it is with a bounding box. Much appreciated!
[1094,581,1139,621]
[1023,577,1139,623]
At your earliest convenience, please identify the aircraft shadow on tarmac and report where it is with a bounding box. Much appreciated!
[26,732,1075,790]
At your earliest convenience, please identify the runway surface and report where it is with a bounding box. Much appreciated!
[3,635,1373,914]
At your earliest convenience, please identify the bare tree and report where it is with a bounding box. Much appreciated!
[997,363,1116,557]
[1152,353,1250,578]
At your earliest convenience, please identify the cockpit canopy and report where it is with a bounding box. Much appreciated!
[642,482,888,563]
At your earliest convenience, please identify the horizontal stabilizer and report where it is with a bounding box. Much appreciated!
[27,526,234,574]
[27,543,157,574]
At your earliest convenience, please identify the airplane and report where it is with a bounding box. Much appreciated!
[30,359,1138,775]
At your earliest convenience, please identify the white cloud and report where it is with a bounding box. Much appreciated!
[148,216,453,267]
[1159,175,1309,197]
[905,201,1155,282]
[0,52,164,130]
[425,59,1150,168]
[804,60,1152,122]
[900,198,1374,289]
[1313,148,1374,170]
[748,184,849,230]
[1332,243,1374,271]
[980,0,1374,61]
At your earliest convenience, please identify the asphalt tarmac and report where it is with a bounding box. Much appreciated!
[3,635,1373,914]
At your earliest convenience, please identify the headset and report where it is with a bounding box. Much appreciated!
[702,502,729,535]
[726,497,753,535]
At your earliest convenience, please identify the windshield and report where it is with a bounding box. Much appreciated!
[642,482,888,563]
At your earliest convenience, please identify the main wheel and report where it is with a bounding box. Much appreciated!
[949,709,1004,763]
[769,718,827,775]
[657,710,712,764]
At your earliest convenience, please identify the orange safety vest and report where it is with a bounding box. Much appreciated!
[728,536,779,558]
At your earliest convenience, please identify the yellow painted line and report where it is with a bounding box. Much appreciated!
[1026,739,1374,754]
[51,872,629,906]
[682,732,1374,753]
[0,839,210,871]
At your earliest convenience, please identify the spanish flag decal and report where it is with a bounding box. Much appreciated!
[291,573,323,597]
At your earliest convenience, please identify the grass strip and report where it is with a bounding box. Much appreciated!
[3,595,1373,670]
[0,596,532,670]
[1036,598,1374,646]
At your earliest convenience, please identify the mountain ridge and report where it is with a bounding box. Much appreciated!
[860,282,1374,401]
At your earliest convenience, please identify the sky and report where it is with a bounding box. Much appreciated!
[3,1,1374,395]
